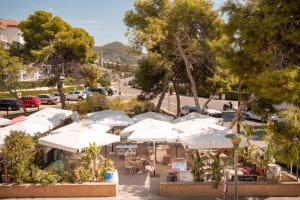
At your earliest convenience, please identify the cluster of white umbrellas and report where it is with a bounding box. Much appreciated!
[0,107,72,146]
[1,108,248,154]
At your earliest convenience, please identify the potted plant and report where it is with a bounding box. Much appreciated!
[191,151,207,182]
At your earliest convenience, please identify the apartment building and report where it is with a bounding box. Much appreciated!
[0,19,24,48]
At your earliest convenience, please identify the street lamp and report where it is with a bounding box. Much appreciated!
[225,133,243,200]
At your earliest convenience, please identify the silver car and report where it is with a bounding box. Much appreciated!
[37,94,59,105]
[65,90,87,101]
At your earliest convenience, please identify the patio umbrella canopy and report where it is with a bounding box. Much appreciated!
[39,121,119,153]
[87,109,134,127]
[179,129,248,149]
[28,107,72,128]
[0,108,72,146]
[0,117,11,127]
[120,118,173,137]
[173,118,226,133]
[172,112,219,124]
[127,119,178,176]
[132,112,174,123]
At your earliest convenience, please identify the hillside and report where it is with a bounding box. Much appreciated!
[94,41,144,65]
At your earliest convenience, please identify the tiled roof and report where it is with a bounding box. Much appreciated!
[0,19,18,28]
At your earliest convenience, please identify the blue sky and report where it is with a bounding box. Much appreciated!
[0,0,225,46]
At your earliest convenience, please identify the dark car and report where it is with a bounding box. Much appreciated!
[105,88,114,96]
[0,98,21,111]
[21,96,41,108]
[181,104,197,116]
[86,87,108,95]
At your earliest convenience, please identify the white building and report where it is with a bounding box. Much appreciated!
[0,19,24,48]
[0,19,40,81]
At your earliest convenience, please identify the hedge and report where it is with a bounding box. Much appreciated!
[0,86,85,99]
[223,91,250,101]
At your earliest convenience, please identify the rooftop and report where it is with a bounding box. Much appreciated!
[0,19,18,28]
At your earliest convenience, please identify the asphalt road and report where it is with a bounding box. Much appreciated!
[0,80,265,129]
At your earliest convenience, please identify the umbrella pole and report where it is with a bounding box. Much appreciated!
[153,141,156,176]
[175,142,178,158]
[105,146,107,158]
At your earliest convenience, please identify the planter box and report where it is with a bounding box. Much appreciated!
[0,182,117,198]
[160,181,300,197]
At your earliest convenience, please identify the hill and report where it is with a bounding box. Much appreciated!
[94,41,144,65]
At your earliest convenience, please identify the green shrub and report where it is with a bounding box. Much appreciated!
[66,93,108,114]
[2,131,36,183]
[223,91,250,101]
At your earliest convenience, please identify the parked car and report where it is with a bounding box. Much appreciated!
[105,88,114,96]
[86,87,108,95]
[21,96,41,108]
[65,90,87,101]
[244,111,267,122]
[51,92,62,102]
[0,98,21,110]
[203,106,224,125]
[37,94,59,105]
[181,104,197,116]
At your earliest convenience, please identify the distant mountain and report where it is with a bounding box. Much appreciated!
[94,41,144,65]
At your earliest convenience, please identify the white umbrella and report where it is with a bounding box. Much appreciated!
[132,112,174,122]
[87,110,133,127]
[28,107,72,128]
[0,117,11,127]
[39,122,117,153]
[173,118,226,133]
[172,112,219,124]
[127,119,178,176]
[0,117,53,145]
[179,129,248,149]
[120,118,173,136]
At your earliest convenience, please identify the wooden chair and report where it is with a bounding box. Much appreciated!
[123,161,135,174]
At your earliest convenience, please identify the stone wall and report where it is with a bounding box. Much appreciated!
[160,182,300,197]
[0,183,117,198]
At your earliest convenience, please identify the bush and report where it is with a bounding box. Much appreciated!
[66,93,108,114]
[223,91,250,101]
[108,98,155,117]
[2,131,36,183]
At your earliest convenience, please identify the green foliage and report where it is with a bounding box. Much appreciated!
[80,143,109,182]
[2,131,36,183]
[98,73,111,87]
[191,151,207,182]
[108,98,155,117]
[265,106,300,167]
[80,64,101,87]
[222,0,300,104]
[223,91,250,101]
[209,154,223,188]
[135,56,165,99]
[66,93,108,114]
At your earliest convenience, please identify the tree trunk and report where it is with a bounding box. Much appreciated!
[227,95,256,130]
[8,90,27,113]
[172,79,181,116]
[174,35,201,113]
[202,94,212,114]
[0,81,27,113]
[237,79,242,133]
[155,71,168,112]
[57,78,66,109]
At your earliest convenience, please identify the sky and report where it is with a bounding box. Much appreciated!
[0,0,225,46]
